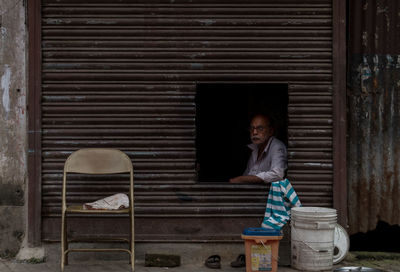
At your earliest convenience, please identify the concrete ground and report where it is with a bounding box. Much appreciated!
[1,256,299,272]
[0,261,294,272]
[0,242,293,272]
[1,243,400,272]
[2,257,400,272]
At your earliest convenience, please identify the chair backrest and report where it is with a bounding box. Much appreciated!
[64,148,132,174]
[62,148,133,209]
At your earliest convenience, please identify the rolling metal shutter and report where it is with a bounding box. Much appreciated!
[41,0,333,240]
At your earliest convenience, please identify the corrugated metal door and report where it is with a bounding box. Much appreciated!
[348,0,400,234]
[41,0,334,241]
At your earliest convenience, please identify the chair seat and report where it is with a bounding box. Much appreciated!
[66,205,130,214]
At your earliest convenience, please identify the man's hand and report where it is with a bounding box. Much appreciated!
[229,175,264,183]
[229,176,245,183]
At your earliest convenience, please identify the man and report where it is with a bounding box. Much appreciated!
[205,114,288,269]
[230,114,287,183]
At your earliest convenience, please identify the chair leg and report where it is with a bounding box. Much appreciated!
[61,213,68,271]
[130,250,134,272]
[130,213,134,271]
[64,218,69,265]
[61,216,65,272]
[64,227,69,265]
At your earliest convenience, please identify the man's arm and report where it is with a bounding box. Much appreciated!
[229,175,263,183]
[230,140,287,184]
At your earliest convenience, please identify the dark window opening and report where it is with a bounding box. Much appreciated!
[195,83,288,182]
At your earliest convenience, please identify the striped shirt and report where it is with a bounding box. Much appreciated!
[262,179,302,230]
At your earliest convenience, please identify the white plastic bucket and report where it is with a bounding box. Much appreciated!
[291,207,337,271]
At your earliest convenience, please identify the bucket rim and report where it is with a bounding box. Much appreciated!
[292,214,337,219]
[291,207,337,214]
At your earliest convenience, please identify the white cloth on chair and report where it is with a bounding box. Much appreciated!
[83,193,129,210]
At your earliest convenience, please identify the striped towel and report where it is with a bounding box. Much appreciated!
[261,179,301,230]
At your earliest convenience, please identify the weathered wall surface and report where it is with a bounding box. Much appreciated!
[348,0,400,234]
[0,0,27,257]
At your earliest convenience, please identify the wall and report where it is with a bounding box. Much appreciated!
[0,0,27,257]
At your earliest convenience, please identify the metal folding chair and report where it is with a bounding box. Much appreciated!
[61,148,134,271]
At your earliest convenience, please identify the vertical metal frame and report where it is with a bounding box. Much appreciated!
[332,0,348,228]
[27,0,42,246]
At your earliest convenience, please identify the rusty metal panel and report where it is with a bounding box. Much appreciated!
[40,0,334,240]
[348,0,400,234]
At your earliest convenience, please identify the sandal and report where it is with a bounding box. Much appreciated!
[230,254,246,268]
[205,255,221,269]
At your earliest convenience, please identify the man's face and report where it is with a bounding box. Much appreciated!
[249,115,273,146]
